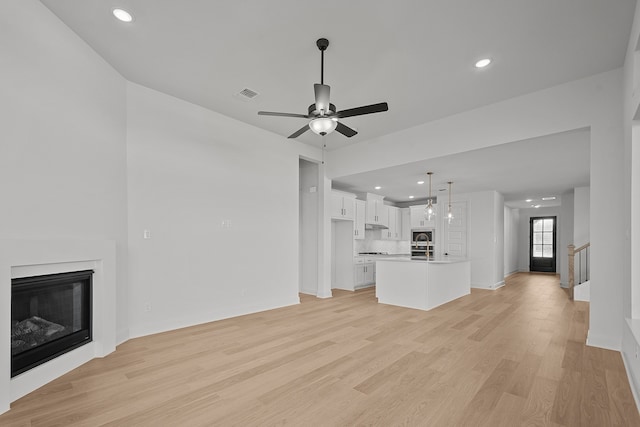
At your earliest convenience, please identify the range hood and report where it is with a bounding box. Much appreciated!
[365,223,388,230]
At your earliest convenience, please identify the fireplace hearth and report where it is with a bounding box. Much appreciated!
[11,270,92,377]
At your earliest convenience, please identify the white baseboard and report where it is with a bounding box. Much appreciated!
[129,296,300,339]
[622,351,640,414]
[316,290,333,298]
[471,280,505,291]
[586,329,621,351]
[116,328,130,346]
[622,319,640,415]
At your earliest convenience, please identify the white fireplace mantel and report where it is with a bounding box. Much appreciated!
[0,239,117,415]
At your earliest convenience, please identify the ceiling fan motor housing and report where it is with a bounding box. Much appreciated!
[308,103,336,117]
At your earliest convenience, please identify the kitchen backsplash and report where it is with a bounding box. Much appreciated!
[355,230,411,255]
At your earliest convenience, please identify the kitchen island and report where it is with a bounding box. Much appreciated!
[375,257,470,311]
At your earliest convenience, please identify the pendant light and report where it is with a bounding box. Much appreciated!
[424,172,436,220]
[447,181,454,224]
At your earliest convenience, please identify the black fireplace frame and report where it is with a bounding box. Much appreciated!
[11,270,93,377]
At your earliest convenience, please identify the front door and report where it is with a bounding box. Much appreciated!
[530,216,556,273]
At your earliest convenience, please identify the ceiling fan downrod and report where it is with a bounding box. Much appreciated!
[317,38,329,85]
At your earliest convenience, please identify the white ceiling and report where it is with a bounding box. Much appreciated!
[39,0,632,207]
[331,128,590,208]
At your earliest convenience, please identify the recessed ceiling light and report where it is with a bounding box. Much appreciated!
[534,205,541,208]
[525,199,533,202]
[374,186,381,190]
[409,196,415,199]
[542,196,556,201]
[113,8,134,22]
[417,181,424,185]
[475,58,491,68]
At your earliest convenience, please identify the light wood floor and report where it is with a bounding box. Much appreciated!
[2,273,639,426]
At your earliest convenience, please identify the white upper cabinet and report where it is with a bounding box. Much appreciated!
[381,206,395,240]
[401,208,411,241]
[354,199,365,239]
[381,206,401,240]
[331,191,355,220]
[366,194,388,227]
[410,204,437,229]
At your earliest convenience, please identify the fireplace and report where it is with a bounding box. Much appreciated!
[11,270,92,377]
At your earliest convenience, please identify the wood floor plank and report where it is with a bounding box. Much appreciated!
[520,376,559,426]
[606,367,640,426]
[1,272,639,426]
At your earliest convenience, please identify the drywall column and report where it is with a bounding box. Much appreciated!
[504,206,520,277]
[573,187,590,247]
[559,190,575,287]
[632,125,640,319]
[317,166,333,298]
[467,191,504,289]
[589,97,625,349]
[299,159,319,295]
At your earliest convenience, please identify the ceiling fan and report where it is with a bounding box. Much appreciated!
[258,38,389,139]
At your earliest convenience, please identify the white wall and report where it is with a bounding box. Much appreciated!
[504,206,519,276]
[559,190,575,287]
[299,159,319,295]
[573,186,590,247]
[0,0,129,342]
[125,82,303,337]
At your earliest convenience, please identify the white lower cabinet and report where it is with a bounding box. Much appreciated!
[354,258,375,289]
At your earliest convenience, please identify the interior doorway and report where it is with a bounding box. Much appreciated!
[530,216,557,273]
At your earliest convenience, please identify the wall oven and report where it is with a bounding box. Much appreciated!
[411,230,434,257]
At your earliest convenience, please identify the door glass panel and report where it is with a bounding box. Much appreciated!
[530,217,556,271]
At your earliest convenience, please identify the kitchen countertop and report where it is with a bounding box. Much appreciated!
[375,256,468,264]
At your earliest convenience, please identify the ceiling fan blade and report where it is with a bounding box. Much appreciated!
[258,111,309,119]
[288,124,310,138]
[314,84,331,114]
[335,121,357,138]
[336,102,389,119]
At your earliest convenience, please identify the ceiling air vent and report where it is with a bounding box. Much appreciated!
[235,88,259,101]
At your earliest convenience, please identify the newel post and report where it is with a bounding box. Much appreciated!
[568,244,575,300]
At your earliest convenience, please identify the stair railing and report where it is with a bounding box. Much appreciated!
[568,242,590,300]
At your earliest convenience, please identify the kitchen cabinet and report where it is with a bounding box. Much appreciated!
[401,208,411,241]
[354,199,365,239]
[381,206,401,240]
[365,195,388,227]
[331,191,355,220]
[411,204,437,229]
[355,262,375,288]
[395,207,403,240]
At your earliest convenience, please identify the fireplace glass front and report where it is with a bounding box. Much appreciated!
[11,270,92,377]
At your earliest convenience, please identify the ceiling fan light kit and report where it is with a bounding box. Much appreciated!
[309,117,338,135]
[258,38,389,139]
